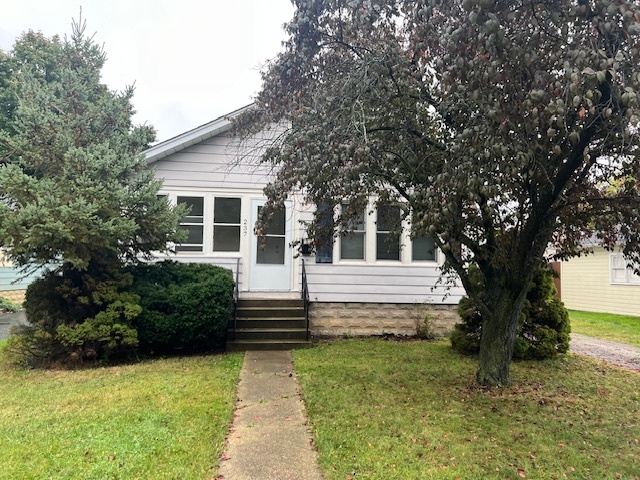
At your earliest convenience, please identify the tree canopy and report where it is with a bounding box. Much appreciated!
[0,19,185,364]
[0,20,183,272]
[239,0,640,386]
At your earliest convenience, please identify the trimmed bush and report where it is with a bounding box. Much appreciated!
[451,265,570,360]
[128,261,234,354]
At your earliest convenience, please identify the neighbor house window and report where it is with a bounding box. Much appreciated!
[376,204,401,260]
[412,234,436,261]
[340,204,366,260]
[610,253,640,285]
[213,197,241,252]
[176,196,204,252]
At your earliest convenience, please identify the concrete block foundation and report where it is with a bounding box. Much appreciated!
[309,302,459,337]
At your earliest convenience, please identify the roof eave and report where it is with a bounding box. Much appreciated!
[144,104,254,165]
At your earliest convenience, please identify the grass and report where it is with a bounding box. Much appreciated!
[0,340,242,480]
[569,310,640,347]
[294,339,640,480]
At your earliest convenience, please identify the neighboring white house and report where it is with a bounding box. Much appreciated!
[561,246,640,317]
[144,106,464,336]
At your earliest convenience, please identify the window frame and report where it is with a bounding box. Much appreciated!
[333,200,439,265]
[212,197,242,253]
[163,193,245,256]
[176,195,205,253]
[610,253,640,285]
[339,202,367,261]
[375,204,402,261]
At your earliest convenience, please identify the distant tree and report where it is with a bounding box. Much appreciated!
[237,0,640,386]
[0,20,185,364]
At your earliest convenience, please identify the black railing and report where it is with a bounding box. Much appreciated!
[231,257,240,341]
[301,259,310,341]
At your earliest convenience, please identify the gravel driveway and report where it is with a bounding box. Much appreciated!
[0,311,26,340]
[570,333,640,371]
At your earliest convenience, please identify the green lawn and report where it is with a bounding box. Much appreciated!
[0,341,242,480]
[294,339,640,480]
[569,310,640,347]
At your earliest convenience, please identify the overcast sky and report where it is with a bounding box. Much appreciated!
[1,0,294,142]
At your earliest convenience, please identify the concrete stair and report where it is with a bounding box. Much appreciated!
[226,298,311,351]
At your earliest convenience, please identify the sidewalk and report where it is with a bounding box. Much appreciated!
[216,350,324,480]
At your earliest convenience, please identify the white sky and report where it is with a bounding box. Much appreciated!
[0,0,294,142]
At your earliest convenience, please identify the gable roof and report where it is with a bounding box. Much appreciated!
[144,104,253,165]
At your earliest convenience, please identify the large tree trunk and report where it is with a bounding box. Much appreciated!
[476,287,528,387]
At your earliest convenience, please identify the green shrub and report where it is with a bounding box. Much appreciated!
[0,296,21,313]
[128,261,234,354]
[13,262,140,367]
[451,265,570,360]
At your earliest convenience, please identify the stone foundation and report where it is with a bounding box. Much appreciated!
[309,303,459,337]
[0,290,26,305]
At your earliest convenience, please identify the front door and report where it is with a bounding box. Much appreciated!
[249,199,292,291]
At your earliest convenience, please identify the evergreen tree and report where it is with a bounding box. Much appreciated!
[0,20,184,364]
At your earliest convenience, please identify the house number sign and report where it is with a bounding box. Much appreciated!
[242,219,248,237]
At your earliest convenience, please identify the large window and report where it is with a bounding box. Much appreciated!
[174,195,242,254]
[376,204,401,261]
[176,196,204,252]
[610,253,640,285]
[340,204,366,260]
[330,202,439,263]
[213,197,241,252]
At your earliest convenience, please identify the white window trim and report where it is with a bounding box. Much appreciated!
[610,253,640,285]
[335,200,440,265]
[160,191,245,257]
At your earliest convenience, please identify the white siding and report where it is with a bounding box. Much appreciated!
[561,247,640,316]
[0,267,42,292]
[152,134,275,190]
[146,119,463,306]
[303,262,463,304]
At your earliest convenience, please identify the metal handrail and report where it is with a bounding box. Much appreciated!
[232,257,240,341]
[301,258,310,341]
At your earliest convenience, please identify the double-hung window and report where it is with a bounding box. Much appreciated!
[176,196,204,252]
[340,204,366,260]
[174,195,242,254]
[213,197,241,252]
[376,204,401,261]
[610,253,640,285]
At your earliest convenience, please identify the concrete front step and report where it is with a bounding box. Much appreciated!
[237,299,304,309]
[230,328,308,341]
[234,318,306,329]
[236,307,305,318]
[228,298,309,351]
[226,339,312,352]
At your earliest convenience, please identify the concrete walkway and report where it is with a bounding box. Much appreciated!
[216,350,324,480]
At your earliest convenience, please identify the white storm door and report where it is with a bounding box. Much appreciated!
[249,199,292,291]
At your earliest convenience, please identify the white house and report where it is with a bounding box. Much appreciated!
[145,106,464,338]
